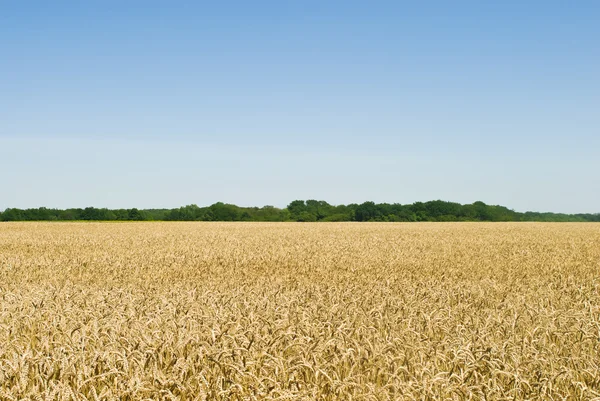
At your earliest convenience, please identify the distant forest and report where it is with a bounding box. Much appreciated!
[1,200,599,222]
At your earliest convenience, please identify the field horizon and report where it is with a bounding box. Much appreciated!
[2,199,599,223]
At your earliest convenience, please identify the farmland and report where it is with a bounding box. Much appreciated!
[0,222,599,400]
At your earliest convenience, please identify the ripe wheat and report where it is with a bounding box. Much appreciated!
[0,222,599,400]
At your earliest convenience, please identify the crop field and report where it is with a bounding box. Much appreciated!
[0,222,599,400]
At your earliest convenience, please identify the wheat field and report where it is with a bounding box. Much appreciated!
[0,222,599,400]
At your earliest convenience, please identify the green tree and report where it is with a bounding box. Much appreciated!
[287,200,307,221]
[355,201,380,221]
[128,208,145,221]
[209,202,240,221]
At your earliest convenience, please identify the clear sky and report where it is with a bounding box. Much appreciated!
[1,1,598,213]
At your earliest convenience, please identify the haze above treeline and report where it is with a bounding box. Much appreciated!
[1,200,599,222]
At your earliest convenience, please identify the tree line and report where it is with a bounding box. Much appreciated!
[1,200,599,222]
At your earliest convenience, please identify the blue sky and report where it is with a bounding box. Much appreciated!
[1,1,598,213]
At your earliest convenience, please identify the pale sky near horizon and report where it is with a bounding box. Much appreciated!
[1,1,599,213]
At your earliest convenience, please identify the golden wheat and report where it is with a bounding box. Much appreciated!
[0,222,599,400]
